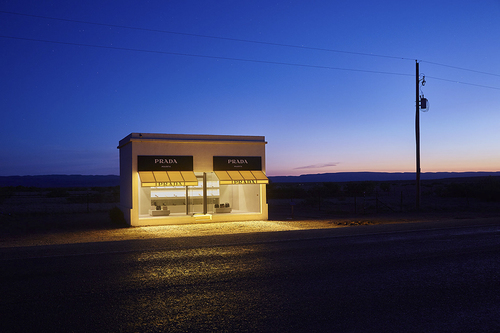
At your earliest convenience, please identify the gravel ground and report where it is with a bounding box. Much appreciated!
[2,210,498,248]
[0,219,339,248]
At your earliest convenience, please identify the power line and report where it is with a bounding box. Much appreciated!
[421,61,500,78]
[426,76,500,91]
[0,35,414,77]
[3,10,500,79]
[0,10,413,61]
[3,34,500,90]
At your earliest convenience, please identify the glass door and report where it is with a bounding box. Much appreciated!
[186,172,220,215]
[187,173,204,215]
[205,172,220,214]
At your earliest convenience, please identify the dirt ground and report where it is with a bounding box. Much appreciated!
[1,208,499,249]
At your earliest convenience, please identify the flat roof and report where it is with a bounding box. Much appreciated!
[118,133,266,149]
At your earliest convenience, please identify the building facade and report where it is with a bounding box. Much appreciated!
[118,133,268,226]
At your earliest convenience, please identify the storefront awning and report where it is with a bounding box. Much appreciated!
[139,171,198,187]
[215,170,269,185]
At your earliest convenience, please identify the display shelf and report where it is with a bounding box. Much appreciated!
[149,209,170,216]
[214,207,232,213]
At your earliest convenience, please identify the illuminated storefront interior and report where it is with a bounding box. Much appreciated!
[118,133,268,226]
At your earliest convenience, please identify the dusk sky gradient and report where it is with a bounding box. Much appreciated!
[1,0,499,176]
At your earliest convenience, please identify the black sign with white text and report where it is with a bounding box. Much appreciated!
[138,156,193,171]
[213,156,262,171]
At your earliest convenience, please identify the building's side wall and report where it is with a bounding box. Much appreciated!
[119,143,133,226]
[130,144,140,226]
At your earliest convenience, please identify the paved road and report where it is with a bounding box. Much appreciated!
[1,220,499,332]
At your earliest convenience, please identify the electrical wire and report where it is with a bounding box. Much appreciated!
[0,35,414,77]
[3,10,500,79]
[2,10,500,89]
[425,76,500,91]
[0,10,414,61]
[421,61,500,78]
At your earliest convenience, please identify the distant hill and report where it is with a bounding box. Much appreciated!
[1,172,500,188]
[269,172,500,183]
[0,175,120,188]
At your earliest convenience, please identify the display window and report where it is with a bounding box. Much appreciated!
[212,156,267,214]
[137,155,268,219]
[218,182,261,213]
[138,155,194,218]
[139,171,264,218]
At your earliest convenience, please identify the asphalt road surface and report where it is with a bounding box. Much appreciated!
[1,220,499,332]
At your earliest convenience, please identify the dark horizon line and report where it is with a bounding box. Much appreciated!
[2,170,500,178]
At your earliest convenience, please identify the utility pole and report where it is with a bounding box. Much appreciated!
[415,60,421,210]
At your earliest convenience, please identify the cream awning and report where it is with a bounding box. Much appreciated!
[214,170,269,185]
[139,171,198,187]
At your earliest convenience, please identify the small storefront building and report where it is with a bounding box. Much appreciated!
[117,133,268,226]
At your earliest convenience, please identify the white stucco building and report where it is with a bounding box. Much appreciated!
[118,133,268,226]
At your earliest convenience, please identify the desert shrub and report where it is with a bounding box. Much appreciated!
[477,178,500,202]
[441,183,471,198]
[109,206,127,227]
[379,182,391,192]
[306,183,340,199]
[46,188,70,198]
[439,177,500,202]
[302,185,327,207]
[343,181,376,196]
[0,187,15,204]
[66,190,120,204]
[267,183,308,199]
[322,182,341,196]
[300,183,342,207]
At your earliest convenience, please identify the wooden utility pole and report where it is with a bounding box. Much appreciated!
[415,60,421,210]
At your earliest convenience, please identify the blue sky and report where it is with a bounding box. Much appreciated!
[1,0,499,176]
